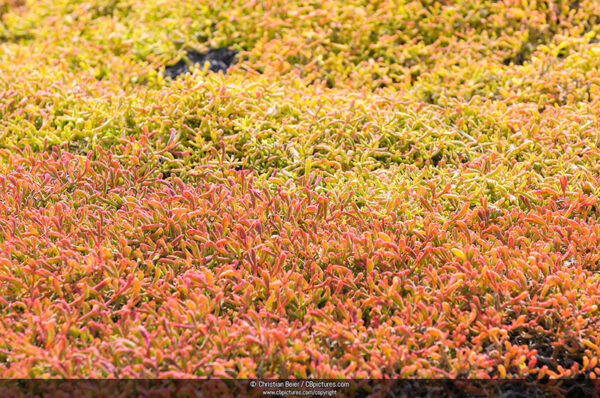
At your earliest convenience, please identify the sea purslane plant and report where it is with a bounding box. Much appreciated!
[0,0,600,381]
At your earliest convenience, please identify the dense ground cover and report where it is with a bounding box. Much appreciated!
[1,0,600,380]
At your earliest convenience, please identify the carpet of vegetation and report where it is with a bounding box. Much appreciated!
[1,0,600,379]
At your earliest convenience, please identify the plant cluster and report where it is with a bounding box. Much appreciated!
[0,0,600,379]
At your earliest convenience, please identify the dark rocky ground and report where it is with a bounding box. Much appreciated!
[163,48,237,79]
